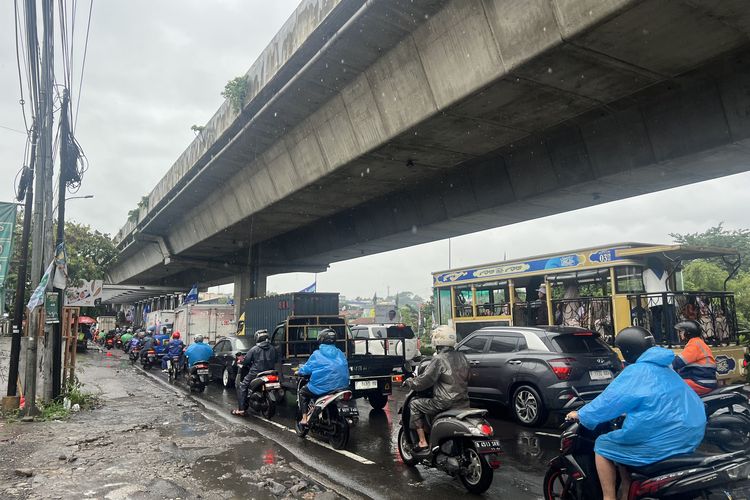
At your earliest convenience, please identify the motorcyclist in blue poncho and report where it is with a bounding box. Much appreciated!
[296,328,349,427]
[566,326,705,500]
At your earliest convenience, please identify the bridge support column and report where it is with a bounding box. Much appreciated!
[233,266,267,319]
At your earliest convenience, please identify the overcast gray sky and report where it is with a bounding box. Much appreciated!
[2,1,749,301]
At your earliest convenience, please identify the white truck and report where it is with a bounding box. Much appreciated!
[173,304,236,344]
[96,315,117,333]
[147,310,175,333]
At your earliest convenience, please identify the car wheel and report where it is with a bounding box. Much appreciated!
[512,385,547,427]
[222,367,235,389]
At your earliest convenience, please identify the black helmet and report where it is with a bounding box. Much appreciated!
[254,329,269,343]
[318,328,337,345]
[674,320,701,339]
[615,326,655,364]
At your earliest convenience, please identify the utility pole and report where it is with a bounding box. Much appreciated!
[28,0,54,412]
[7,131,37,399]
[52,91,72,399]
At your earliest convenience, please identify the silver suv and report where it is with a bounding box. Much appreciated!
[457,326,622,427]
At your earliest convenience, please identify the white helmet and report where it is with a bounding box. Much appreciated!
[431,325,457,348]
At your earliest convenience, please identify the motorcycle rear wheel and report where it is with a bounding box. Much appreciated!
[294,406,309,438]
[459,446,493,494]
[261,395,276,420]
[329,417,350,450]
[543,466,577,500]
[397,427,419,467]
[716,415,750,452]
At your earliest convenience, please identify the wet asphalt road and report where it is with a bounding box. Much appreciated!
[98,348,560,499]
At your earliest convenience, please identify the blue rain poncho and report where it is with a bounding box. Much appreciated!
[298,344,350,396]
[578,346,705,467]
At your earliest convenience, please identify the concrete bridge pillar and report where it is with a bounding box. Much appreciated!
[233,266,267,320]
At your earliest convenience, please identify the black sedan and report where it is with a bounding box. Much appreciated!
[208,336,252,389]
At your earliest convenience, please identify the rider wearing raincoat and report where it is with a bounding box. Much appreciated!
[567,326,705,500]
[297,328,349,425]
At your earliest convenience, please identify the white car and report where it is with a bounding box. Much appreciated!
[351,324,420,362]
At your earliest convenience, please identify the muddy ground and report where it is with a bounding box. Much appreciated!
[0,344,345,500]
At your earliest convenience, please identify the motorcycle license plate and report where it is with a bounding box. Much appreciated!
[589,370,613,381]
[354,380,378,390]
[197,369,209,375]
[475,439,502,453]
[266,383,280,389]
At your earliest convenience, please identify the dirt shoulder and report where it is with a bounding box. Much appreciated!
[0,346,343,500]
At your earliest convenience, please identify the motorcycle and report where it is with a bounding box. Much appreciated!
[188,361,210,393]
[105,337,114,350]
[115,338,123,349]
[129,346,141,364]
[166,355,182,381]
[140,348,157,370]
[243,370,285,419]
[397,380,500,494]
[544,419,750,500]
[294,377,358,450]
[702,385,750,452]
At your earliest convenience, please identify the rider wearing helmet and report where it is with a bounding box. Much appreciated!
[296,328,349,426]
[566,327,705,500]
[403,325,470,452]
[161,331,185,372]
[673,320,717,395]
[232,330,278,416]
[184,335,212,368]
[139,330,157,360]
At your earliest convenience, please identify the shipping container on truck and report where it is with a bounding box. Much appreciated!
[147,310,174,333]
[96,316,116,333]
[174,304,235,344]
[239,293,406,410]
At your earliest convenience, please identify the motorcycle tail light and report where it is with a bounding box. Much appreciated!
[561,436,575,453]
[480,423,493,436]
[392,374,403,383]
[549,358,575,380]
[632,476,677,497]
[489,459,501,469]
[148,349,155,354]
[265,374,279,382]
[342,392,352,401]
[237,355,245,364]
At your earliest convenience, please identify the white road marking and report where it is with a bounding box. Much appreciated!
[135,363,375,465]
[534,431,561,438]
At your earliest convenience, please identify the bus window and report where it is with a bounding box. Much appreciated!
[438,288,451,324]
[454,287,473,318]
[615,266,645,294]
[475,282,509,316]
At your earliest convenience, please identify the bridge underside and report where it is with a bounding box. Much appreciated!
[108,0,750,288]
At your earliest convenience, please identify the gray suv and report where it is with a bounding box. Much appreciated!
[456,326,622,427]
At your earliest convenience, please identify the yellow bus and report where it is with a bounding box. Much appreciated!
[432,243,748,383]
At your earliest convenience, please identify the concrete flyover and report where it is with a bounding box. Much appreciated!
[108,0,750,305]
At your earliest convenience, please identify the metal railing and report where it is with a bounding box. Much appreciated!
[627,292,738,347]
[551,297,615,344]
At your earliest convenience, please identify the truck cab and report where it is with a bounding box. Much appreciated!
[269,315,405,410]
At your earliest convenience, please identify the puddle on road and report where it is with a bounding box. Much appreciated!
[191,441,300,499]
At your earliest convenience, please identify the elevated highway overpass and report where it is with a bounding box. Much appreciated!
[107,0,750,308]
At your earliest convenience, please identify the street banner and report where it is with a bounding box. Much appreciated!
[27,260,54,310]
[45,291,60,323]
[0,202,18,290]
[52,241,68,289]
[64,279,103,306]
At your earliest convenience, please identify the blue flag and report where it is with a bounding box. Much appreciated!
[184,284,199,304]
[299,282,316,293]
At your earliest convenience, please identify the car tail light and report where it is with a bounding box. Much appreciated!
[549,358,575,380]
[573,331,594,336]
[265,374,279,382]
[480,423,493,436]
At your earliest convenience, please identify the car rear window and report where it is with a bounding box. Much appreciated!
[387,325,415,339]
[550,334,611,354]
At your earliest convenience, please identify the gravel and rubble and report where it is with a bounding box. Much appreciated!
[0,343,344,500]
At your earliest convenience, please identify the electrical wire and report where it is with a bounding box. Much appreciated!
[13,0,30,132]
[73,0,93,131]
